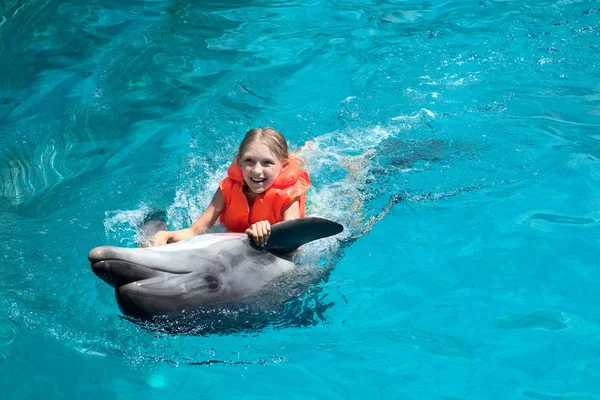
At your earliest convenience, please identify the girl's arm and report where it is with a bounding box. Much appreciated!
[150,189,225,245]
[282,197,301,220]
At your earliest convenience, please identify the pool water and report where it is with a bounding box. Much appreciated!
[1,0,600,398]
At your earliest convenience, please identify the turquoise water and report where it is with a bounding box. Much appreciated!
[1,0,600,398]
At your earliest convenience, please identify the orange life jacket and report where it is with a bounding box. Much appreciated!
[219,157,310,232]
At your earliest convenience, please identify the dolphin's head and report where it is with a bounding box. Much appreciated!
[89,217,344,319]
[88,235,295,318]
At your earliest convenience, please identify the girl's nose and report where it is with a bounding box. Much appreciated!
[251,163,263,174]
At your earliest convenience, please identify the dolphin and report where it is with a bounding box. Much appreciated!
[88,217,343,321]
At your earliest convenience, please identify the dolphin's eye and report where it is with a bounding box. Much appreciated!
[204,276,219,290]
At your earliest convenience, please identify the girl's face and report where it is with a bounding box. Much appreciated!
[239,141,285,194]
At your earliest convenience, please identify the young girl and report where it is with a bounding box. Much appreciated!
[148,127,310,247]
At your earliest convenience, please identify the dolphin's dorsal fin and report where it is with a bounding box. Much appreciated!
[251,217,343,255]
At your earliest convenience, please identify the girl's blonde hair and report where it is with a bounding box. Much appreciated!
[237,127,289,162]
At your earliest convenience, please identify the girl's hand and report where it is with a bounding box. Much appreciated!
[141,230,172,247]
[246,220,271,247]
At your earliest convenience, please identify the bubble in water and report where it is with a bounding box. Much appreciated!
[147,374,166,389]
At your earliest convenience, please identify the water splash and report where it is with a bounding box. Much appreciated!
[103,205,153,246]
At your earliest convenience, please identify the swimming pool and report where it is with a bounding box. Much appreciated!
[1,0,599,398]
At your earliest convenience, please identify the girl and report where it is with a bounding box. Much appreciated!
[148,127,311,247]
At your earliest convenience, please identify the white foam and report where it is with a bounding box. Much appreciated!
[103,205,152,245]
[168,155,229,230]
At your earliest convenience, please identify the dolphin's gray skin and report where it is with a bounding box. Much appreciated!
[89,217,343,320]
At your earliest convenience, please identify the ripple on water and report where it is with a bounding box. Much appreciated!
[522,390,598,400]
[494,310,569,331]
[0,317,18,359]
[529,213,596,225]
[391,328,477,359]
[0,140,109,209]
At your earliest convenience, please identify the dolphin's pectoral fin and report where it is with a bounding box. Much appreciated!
[256,217,344,255]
